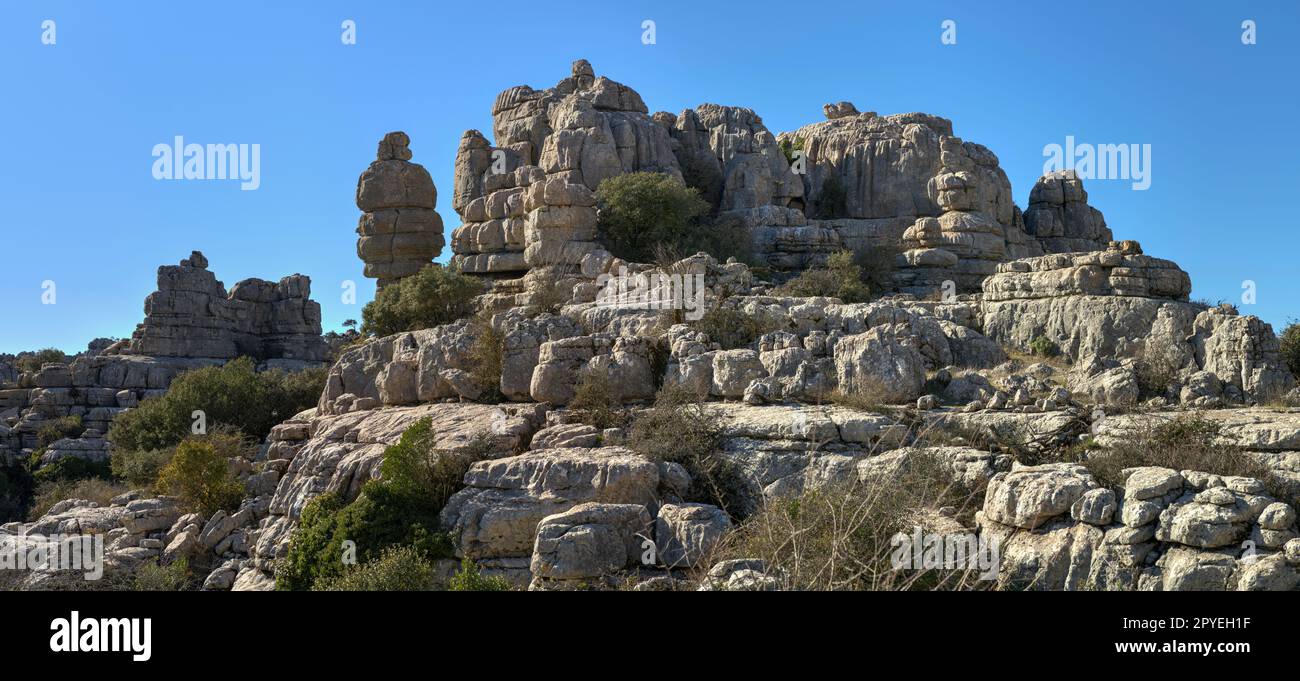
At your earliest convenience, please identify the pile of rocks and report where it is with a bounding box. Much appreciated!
[979,463,1300,590]
[441,63,1121,302]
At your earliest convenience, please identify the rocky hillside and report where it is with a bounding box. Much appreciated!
[4,60,1299,592]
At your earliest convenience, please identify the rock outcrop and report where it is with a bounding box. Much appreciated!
[983,241,1292,403]
[127,251,327,362]
[356,132,445,288]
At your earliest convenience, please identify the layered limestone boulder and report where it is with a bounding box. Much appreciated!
[665,103,805,219]
[355,132,445,288]
[982,241,1293,403]
[450,59,678,307]
[126,251,327,362]
[776,106,1047,293]
[1023,170,1113,253]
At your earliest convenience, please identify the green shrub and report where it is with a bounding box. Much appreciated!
[817,176,847,219]
[448,558,511,591]
[154,437,245,516]
[108,357,324,452]
[313,545,442,591]
[36,415,84,449]
[360,264,484,337]
[596,172,711,263]
[1029,336,1060,359]
[111,448,173,488]
[775,250,871,303]
[1280,322,1300,377]
[16,348,68,374]
[0,465,33,523]
[778,137,804,165]
[31,456,113,484]
[675,214,759,267]
[276,418,487,591]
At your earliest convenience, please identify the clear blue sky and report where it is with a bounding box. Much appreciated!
[2,0,1297,354]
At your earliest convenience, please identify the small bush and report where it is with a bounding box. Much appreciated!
[16,348,68,374]
[36,415,84,448]
[276,418,487,590]
[774,250,872,303]
[596,172,711,263]
[1280,322,1300,378]
[134,557,192,591]
[111,448,173,488]
[27,477,129,521]
[692,306,786,350]
[778,137,804,165]
[677,214,759,267]
[313,545,443,591]
[31,456,113,484]
[568,368,626,430]
[361,263,484,337]
[467,316,505,401]
[154,437,245,516]
[628,384,745,516]
[448,558,511,592]
[1133,342,1186,398]
[711,450,988,591]
[1082,414,1277,496]
[108,357,324,452]
[1029,336,1060,359]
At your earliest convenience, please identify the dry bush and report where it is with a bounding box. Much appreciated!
[627,383,749,516]
[467,315,504,401]
[1133,342,1187,399]
[705,449,990,591]
[568,368,628,430]
[691,305,786,350]
[1081,413,1279,497]
[27,477,130,521]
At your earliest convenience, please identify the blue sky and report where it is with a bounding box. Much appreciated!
[1,0,1297,354]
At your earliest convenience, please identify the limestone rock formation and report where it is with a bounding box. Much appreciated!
[356,132,445,288]
[126,251,327,362]
[1023,170,1113,253]
[982,241,1292,403]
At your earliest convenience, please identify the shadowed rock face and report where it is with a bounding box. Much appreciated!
[355,131,445,288]
[126,251,327,362]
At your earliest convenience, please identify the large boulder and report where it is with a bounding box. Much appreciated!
[441,446,659,561]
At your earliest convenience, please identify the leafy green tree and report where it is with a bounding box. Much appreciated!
[361,264,484,337]
[108,358,325,452]
[154,436,246,516]
[596,172,711,262]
